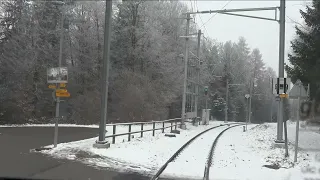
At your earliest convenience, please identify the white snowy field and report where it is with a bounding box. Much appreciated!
[39,121,228,174]
[38,120,320,180]
[207,122,320,180]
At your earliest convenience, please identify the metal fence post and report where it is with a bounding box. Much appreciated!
[175,120,177,130]
[112,125,116,144]
[162,122,165,133]
[171,122,173,131]
[128,124,131,142]
[152,122,155,136]
[141,123,144,137]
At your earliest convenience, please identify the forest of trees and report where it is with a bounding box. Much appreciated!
[0,0,276,124]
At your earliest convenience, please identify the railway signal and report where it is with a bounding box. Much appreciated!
[204,86,208,96]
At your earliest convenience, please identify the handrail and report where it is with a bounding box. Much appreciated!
[105,117,200,144]
[105,118,181,126]
[105,124,178,138]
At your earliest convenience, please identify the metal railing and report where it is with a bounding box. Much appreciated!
[105,118,182,144]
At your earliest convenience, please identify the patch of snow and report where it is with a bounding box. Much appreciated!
[161,125,251,179]
[209,125,292,180]
[39,120,320,180]
[39,121,230,174]
[156,122,320,180]
[206,122,320,180]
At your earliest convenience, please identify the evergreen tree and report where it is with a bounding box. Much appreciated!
[285,0,320,100]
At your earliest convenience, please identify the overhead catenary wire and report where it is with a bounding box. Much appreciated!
[286,15,308,31]
[195,0,209,39]
[199,0,233,29]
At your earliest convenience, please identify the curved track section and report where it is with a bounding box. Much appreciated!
[203,124,242,180]
[150,122,243,180]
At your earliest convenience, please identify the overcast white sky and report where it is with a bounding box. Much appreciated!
[185,0,310,76]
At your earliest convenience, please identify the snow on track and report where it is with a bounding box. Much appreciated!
[161,125,241,179]
[210,124,289,180]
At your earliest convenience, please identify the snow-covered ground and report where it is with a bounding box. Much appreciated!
[37,120,320,180]
[209,124,291,180]
[161,124,249,179]
[38,121,228,175]
[208,122,320,180]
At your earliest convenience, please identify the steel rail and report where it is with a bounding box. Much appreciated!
[150,122,244,180]
[203,124,242,180]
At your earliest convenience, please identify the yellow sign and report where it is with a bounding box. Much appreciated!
[60,83,66,88]
[56,89,67,93]
[279,94,288,98]
[48,85,56,89]
[56,91,70,97]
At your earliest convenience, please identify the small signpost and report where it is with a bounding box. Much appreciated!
[47,67,71,100]
[289,79,308,162]
[47,67,70,148]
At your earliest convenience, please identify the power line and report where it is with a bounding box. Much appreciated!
[189,0,194,13]
[200,0,233,29]
[286,15,308,31]
[195,0,209,39]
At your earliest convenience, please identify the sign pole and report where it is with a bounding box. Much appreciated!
[294,82,301,162]
[284,119,289,157]
[54,3,64,148]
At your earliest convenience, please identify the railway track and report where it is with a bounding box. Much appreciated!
[150,122,243,180]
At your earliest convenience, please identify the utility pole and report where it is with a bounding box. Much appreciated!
[246,95,249,130]
[195,30,201,121]
[224,80,228,123]
[96,0,112,146]
[54,2,64,148]
[181,13,190,130]
[270,97,274,122]
[277,0,286,142]
[248,78,253,123]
